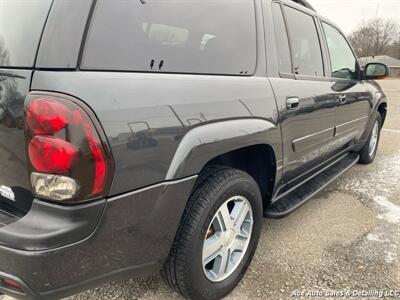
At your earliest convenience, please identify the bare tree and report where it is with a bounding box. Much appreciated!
[0,38,12,105]
[388,39,400,59]
[0,37,10,66]
[349,18,400,58]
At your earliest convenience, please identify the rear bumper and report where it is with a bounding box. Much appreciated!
[0,176,196,299]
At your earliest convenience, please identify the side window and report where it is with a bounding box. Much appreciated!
[284,6,324,77]
[82,0,257,76]
[322,22,358,80]
[272,3,292,74]
[0,0,52,68]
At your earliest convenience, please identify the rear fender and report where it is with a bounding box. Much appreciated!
[165,118,282,183]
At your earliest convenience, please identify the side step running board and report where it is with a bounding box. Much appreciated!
[264,152,359,219]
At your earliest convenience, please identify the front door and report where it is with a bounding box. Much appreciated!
[321,21,372,147]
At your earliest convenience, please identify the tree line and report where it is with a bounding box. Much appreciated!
[349,18,400,59]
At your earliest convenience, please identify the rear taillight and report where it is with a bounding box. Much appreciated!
[28,136,78,174]
[24,92,113,202]
[1,277,23,292]
[26,98,69,135]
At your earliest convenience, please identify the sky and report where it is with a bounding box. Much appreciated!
[308,0,400,34]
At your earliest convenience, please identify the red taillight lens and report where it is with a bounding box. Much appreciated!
[26,98,69,135]
[28,136,78,174]
[1,277,23,292]
[24,93,113,202]
[84,124,107,195]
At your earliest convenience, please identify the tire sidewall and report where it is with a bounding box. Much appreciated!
[363,113,382,163]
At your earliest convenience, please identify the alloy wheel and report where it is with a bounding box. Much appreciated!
[202,196,253,282]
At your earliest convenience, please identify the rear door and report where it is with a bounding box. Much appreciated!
[320,21,371,145]
[266,2,337,189]
[0,0,53,211]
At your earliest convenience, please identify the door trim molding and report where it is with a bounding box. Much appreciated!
[335,116,368,129]
[292,127,334,152]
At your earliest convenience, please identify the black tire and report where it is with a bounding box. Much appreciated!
[359,113,382,164]
[161,166,263,300]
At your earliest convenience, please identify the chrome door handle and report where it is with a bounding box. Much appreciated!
[286,97,300,110]
[338,94,347,104]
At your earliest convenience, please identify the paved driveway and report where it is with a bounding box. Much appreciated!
[2,80,400,300]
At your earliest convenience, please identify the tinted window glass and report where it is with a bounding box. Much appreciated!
[284,6,324,77]
[322,23,358,80]
[83,0,256,75]
[0,0,52,68]
[272,3,292,74]
[36,0,92,69]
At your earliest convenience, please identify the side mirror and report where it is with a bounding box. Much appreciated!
[364,63,389,80]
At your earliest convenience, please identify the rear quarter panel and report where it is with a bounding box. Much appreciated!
[32,72,282,196]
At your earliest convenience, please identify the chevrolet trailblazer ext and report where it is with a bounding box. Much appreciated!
[0,0,388,299]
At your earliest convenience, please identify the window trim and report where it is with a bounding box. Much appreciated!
[279,72,296,79]
[320,19,361,82]
[314,16,331,79]
[76,0,97,71]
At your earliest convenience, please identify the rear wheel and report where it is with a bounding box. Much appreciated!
[359,113,382,164]
[162,166,262,300]
[202,195,253,283]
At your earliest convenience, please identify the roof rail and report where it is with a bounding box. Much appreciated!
[290,0,316,12]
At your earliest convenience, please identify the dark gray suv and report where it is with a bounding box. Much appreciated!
[0,0,388,299]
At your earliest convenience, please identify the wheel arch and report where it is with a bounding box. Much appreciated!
[377,102,387,125]
[165,119,282,206]
[359,100,387,142]
[203,144,277,207]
